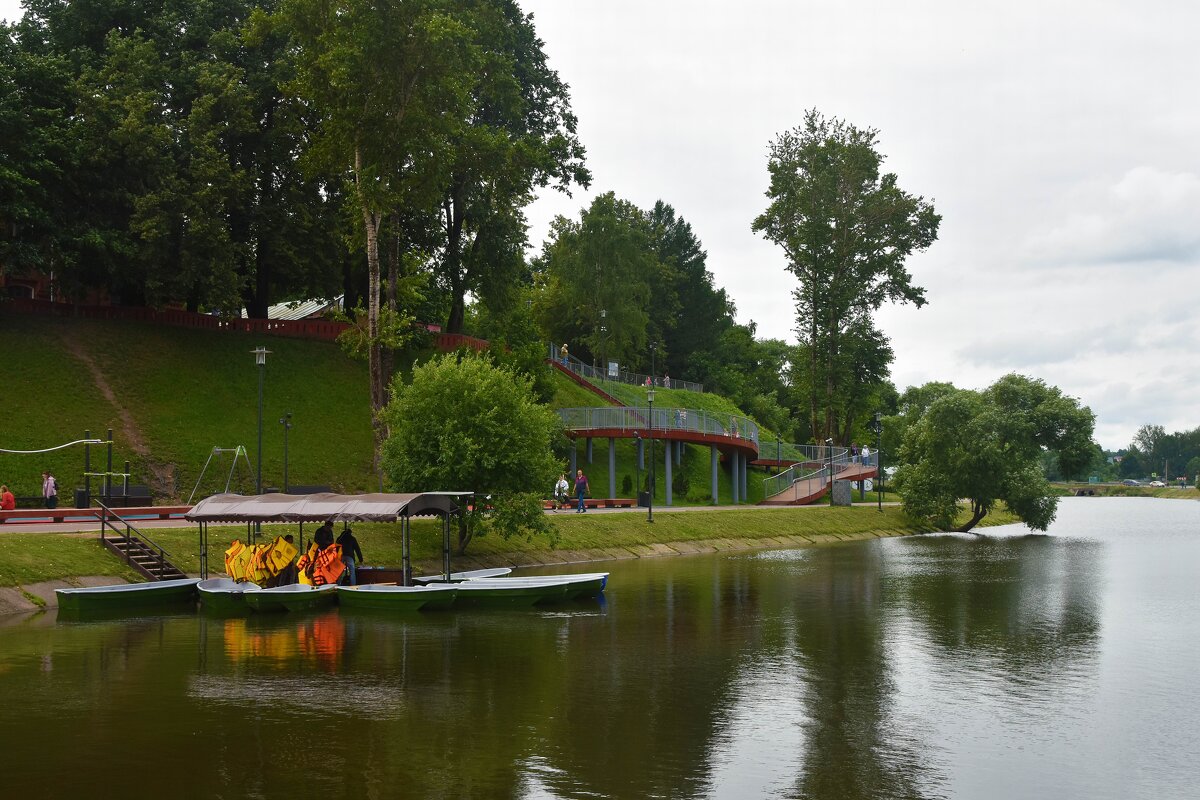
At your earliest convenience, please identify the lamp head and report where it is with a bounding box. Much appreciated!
[647,389,655,404]
[252,346,270,366]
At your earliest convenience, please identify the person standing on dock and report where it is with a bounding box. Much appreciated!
[337,528,364,585]
[574,469,590,513]
[314,519,335,549]
[42,470,57,509]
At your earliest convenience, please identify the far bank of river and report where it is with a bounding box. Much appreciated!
[0,504,1020,613]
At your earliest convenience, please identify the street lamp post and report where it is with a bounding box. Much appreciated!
[600,308,607,381]
[869,412,883,512]
[279,412,292,493]
[647,390,655,523]
[252,346,270,496]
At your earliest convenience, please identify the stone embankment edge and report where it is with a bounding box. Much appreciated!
[2,529,914,614]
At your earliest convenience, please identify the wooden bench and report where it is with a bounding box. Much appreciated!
[0,505,192,525]
[543,498,636,510]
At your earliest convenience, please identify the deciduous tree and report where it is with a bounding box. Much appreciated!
[895,374,1095,532]
[381,354,561,552]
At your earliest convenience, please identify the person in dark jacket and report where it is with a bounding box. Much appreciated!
[314,520,335,549]
[337,527,364,585]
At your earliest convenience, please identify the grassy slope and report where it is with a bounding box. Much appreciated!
[1,312,375,499]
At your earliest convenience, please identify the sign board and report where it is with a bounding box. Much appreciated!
[608,361,619,378]
[1089,476,1099,484]
[863,478,874,492]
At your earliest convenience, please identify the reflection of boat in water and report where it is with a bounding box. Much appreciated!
[198,578,261,614]
[221,613,345,667]
[337,583,459,612]
[55,578,200,614]
[244,584,338,613]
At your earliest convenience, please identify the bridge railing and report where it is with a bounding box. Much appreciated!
[762,448,852,498]
[757,441,849,464]
[557,407,759,447]
[550,347,704,394]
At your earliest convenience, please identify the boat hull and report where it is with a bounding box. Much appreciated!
[470,573,609,601]
[244,584,338,612]
[55,578,200,613]
[413,567,513,584]
[452,580,572,607]
[336,584,459,611]
[198,578,262,614]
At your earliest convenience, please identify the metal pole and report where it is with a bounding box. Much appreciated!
[84,429,91,508]
[826,438,834,507]
[256,361,264,495]
[280,413,291,492]
[105,428,113,504]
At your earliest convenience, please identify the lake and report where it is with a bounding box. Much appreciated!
[1,497,1197,799]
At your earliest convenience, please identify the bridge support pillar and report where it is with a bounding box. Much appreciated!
[711,447,718,504]
[734,453,744,503]
[676,440,682,466]
[586,437,592,464]
[570,444,577,477]
[608,438,616,499]
[731,452,740,505]
[665,442,673,506]
[637,438,644,470]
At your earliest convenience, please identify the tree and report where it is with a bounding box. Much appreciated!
[534,192,656,367]
[435,0,588,334]
[286,0,478,468]
[381,354,562,553]
[895,374,1095,532]
[752,109,940,445]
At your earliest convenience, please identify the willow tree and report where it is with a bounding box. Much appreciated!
[285,0,477,467]
[752,109,940,444]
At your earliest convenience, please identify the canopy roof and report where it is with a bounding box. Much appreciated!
[185,492,470,523]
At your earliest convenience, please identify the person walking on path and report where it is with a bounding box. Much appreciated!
[337,527,364,585]
[42,470,57,509]
[574,469,590,513]
[0,485,14,511]
[553,474,569,511]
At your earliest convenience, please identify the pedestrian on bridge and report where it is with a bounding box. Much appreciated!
[560,343,569,366]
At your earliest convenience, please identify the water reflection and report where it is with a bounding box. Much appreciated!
[3,499,1198,799]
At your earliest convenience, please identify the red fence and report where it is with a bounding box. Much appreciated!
[3,297,490,350]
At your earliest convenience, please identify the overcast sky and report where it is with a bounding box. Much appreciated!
[5,1,1197,449]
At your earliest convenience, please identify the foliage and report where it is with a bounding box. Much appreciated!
[534,192,656,367]
[752,109,940,445]
[381,353,561,551]
[895,374,1095,532]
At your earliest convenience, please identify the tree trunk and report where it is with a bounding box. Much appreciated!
[356,146,387,485]
[443,190,466,333]
[456,513,472,555]
[957,500,987,532]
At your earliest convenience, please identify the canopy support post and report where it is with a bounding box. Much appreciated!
[443,511,452,582]
[401,513,411,587]
[199,521,208,579]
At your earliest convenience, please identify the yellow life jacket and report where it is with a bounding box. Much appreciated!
[263,536,297,575]
[224,540,251,581]
[245,543,273,584]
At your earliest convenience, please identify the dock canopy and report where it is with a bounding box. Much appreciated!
[185,492,469,523]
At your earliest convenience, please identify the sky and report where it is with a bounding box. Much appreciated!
[4,0,1197,449]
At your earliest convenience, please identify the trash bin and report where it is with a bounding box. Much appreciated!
[637,491,650,507]
[74,488,89,509]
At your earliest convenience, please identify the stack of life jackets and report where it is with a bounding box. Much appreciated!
[223,536,299,583]
[297,542,344,586]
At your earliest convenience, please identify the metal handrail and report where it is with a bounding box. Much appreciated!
[761,449,856,498]
[757,441,849,464]
[550,347,704,393]
[556,406,759,447]
[97,502,175,580]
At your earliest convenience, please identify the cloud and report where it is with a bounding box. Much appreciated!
[1024,167,1200,266]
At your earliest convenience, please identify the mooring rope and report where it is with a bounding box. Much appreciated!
[0,438,106,454]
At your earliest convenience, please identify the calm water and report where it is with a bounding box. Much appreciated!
[2,497,1198,799]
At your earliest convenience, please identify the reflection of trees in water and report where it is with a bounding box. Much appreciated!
[891,534,1102,676]
[784,544,937,800]
[533,562,769,799]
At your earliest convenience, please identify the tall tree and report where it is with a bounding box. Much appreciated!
[752,109,940,444]
[437,0,588,334]
[534,192,655,368]
[286,0,477,469]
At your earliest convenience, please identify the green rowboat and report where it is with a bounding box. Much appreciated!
[336,583,459,611]
[451,578,573,607]
[243,584,338,612]
[55,578,200,614]
[197,578,262,614]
